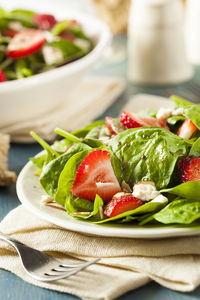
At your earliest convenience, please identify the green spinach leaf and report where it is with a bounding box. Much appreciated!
[48,39,85,61]
[65,193,94,215]
[40,143,91,197]
[30,131,59,164]
[183,105,200,130]
[154,198,200,224]
[51,20,70,36]
[66,194,104,220]
[30,154,47,169]
[72,120,105,138]
[189,137,200,156]
[167,115,185,125]
[109,127,190,189]
[161,181,200,201]
[170,95,193,107]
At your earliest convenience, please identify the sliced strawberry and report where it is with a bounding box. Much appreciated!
[104,192,143,218]
[3,28,18,37]
[106,116,125,135]
[59,32,75,42]
[120,110,169,130]
[105,117,117,135]
[7,30,46,58]
[0,69,6,82]
[177,118,197,139]
[33,14,57,30]
[178,156,200,182]
[71,150,122,202]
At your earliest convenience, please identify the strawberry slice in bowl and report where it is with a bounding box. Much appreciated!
[178,156,200,183]
[0,69,7,82]
[71,149,122,202]
[177,118,197,139]
[120,110,169,130]
[3,28,18,38]
[33,14,57,30]
[7,29,46,59]
[104,192,143,218]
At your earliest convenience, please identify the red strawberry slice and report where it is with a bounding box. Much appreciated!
[177,118,197,139]
[0,69,7,82]
[33,14,57,30]
[105,117,117,135]
[3,28,18,37]
[120,110,169,130]
[178,156,200,182]
[7,30,46,58]
[59,32,75,42]
[106,116,125,135]
[104,192,143,218]
[71,150,122,202]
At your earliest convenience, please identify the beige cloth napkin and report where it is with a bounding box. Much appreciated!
[0,76,125,143]
[1,205,200,300]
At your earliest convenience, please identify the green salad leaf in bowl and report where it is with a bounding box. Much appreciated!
[0,7,94,81]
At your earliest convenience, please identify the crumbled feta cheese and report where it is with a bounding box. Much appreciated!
[172,107,184,116]
[151,194,168,204]
[156,107,173,119]
[74,38,91,51]
[42,45,63,65]
[41,195,54,205]
[8,21,25,31]
[43,31,57,43]
[132,181,160,201]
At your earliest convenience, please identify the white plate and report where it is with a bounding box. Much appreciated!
[16,95,200,239]
[16,161,200,239]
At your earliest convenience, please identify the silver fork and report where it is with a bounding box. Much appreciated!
[0,232,100,282]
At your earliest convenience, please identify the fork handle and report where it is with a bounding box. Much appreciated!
[0,231,26,254]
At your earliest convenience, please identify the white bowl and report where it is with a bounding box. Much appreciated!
[0,0,111,128]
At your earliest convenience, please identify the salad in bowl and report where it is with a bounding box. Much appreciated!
[0,7,94,81]
[30,95,200,227]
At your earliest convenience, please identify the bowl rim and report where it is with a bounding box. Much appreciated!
[0,12,112,91]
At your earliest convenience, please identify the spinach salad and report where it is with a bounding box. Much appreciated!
[0,8,93,81]
[30,96,200,227]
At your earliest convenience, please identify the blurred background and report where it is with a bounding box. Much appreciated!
[1,0,200,142]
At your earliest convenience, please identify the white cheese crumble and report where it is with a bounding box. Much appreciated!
[156,107,173,119]
[132,181,160,201]
[43,31,57,43]
[74,38,91,51]
[151,194,168,204]
[172,107,184,116]
[42,45,63,65]
[8,21,25,31]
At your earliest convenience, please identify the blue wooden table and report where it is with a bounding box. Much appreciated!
[1,36,200,299]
